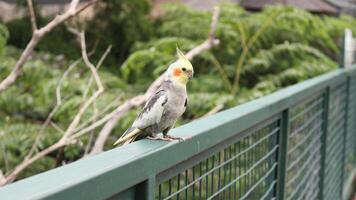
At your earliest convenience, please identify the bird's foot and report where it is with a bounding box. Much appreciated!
[146,135,192,142]
[164,135,192,141]
[147,136,174,142]
[164,135,184,141]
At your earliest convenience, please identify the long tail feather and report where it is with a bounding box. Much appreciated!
[123,135,139,145]
[113,128,141,146]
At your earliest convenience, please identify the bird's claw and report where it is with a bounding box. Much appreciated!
[147,135,192,142]
[147,136,174,141]
[169,135,193,141]
[164,135,184,141]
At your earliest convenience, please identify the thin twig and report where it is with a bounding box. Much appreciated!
[26,106,60,159]
[0,0,99,93]
[82,45,112,100]
[80,31,104,91]
[80,44,112,155]
[202,104,224,118]
[0,170,6,186]
[61,31,104,140]
[73,94,146,140]
[3,141,63,184]
[57,58,81,106]
[26,0,37,32]
[74,96,121,133]
[26,59,81,159]
[185,6,220,60]
[96,45,112,69]
[84,101,97,156]
[0,29,107,186]
[82,45,111,156]
[50,122,65,134]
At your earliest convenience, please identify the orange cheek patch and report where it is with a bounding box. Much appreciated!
[173,68,182,77]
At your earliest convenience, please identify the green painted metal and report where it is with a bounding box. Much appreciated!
[0,66,355,200]
[341,77,350,191]
[319,87,330,200]
[275,110,289,200]
[324,82,348,200]
[343,74,356,200]
[135,175,156,200]
[156,118,280,200]
[286,94,325,199]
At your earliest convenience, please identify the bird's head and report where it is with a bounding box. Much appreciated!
[167,48,194,85]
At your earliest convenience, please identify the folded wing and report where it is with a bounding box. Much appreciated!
[132,89,168,129]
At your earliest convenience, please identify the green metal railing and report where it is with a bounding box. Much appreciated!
[0,65,356,200]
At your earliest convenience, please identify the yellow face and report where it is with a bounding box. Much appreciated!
[171,65,194,85]
[170,48,194,85]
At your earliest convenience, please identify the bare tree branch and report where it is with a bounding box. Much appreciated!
[26,0,37,32]
[0,0,99,93]
[82,45,112,155]
[0,170,5,186]
[74,96,121,132]
[81,45,112,99]
[56,58,82,105]
[185,6,220,60]
[202,104,224,118]
[0,30,107,186]
[61,31,104,140]
[89,6,221,155]
[84,101,97,156]
[88,95,146,154]
[0,5,222,185]
[3,141,63,185]
[26,59,81,159]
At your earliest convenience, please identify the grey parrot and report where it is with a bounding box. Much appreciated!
[114,48,194,145]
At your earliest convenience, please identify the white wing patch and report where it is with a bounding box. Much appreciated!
[132,90,168,129]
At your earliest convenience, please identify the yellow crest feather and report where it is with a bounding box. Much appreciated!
[176,47,193,70]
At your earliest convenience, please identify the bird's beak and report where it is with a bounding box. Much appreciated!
[187,70,193,80]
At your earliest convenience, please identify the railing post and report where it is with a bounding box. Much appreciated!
[276,109,289,200]
[319,87,330,200]
[341,76,351,192]
[135,175,156,200]
[341,29,355,68]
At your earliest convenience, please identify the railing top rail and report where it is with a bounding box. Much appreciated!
[1,66,356,200]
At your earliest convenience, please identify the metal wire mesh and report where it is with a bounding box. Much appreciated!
[154,74,356,200]
[286,94,324,200]
[156,119,280,200]
[323,82,348,200]
[345,76,356,181]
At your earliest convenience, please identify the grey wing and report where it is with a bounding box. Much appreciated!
[132,89,168,129]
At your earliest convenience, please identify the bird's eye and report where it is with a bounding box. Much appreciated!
[182,67,187,71]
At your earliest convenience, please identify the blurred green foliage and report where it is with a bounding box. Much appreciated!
[5,0,153,68]
[0,23,9,55]
[1,2,355,182]
[5,16,80,59]
[86,0,153,69]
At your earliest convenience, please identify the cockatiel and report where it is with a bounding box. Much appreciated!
[114,48,194,145]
